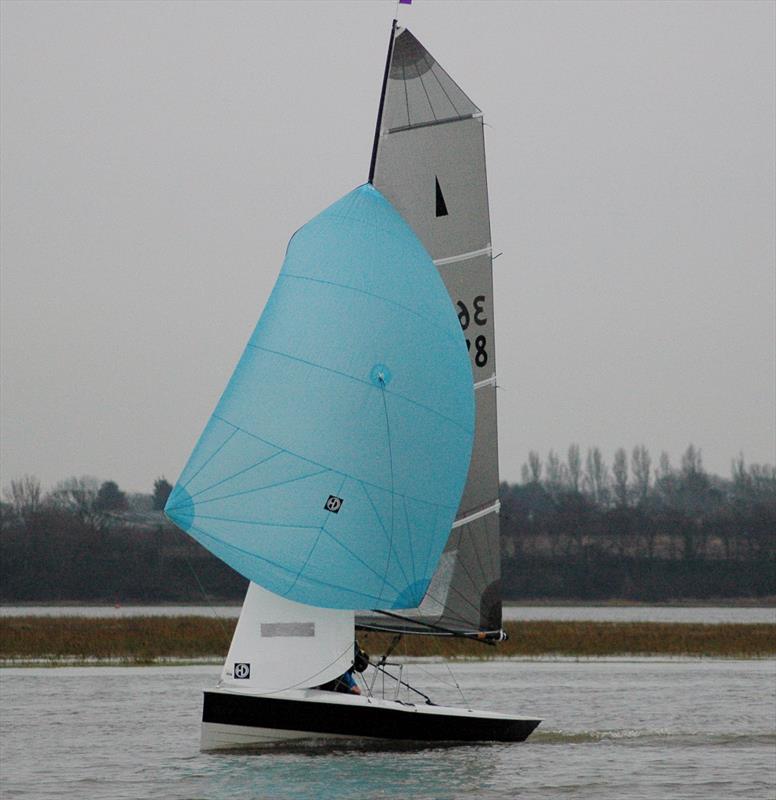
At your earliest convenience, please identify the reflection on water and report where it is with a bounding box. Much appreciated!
[193,748,489,800]
[1,660,774,799]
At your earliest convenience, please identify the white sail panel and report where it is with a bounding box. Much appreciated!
[220,582,354,693]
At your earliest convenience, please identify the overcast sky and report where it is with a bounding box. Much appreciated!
[1,0,774,494]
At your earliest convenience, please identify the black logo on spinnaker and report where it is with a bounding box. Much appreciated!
[324,495,343,513]
[234,663,250,679]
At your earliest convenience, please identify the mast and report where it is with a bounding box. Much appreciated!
[368,19,398,184]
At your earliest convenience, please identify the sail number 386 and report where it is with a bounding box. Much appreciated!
[457,295,488,367]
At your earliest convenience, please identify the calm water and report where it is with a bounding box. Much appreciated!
[1,659,773,799]
[2,605,774,624]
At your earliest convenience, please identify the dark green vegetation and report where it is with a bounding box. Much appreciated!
[500,446,775,600]
[1,446,774,602]
[1,617,773,663]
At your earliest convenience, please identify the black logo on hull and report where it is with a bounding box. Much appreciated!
[233,662,250,679]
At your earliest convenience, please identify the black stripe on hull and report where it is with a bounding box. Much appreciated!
[203,692,540,743]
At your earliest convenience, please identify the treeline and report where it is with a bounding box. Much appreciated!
[0,475,247,602]
[500,445,775,600]
[1,446,774,602]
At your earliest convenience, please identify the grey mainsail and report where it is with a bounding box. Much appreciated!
[358,25,502,639]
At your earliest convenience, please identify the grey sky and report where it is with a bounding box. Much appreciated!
[1,0,774,494]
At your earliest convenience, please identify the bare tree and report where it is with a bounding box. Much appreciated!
[584,447,609,506]
[3,475,42,521]
[523,451,542,485]
[681,444,703,477]
[567,444,581,493]
[612,448,629,507]
[48,476,103,528]
[631,445,651,504]
[546,450,568,494]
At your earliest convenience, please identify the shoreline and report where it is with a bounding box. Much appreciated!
[2,617,773,665]
[3,597,775,608]
[2,653,774,669]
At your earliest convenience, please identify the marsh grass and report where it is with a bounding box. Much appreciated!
[0,616,232,662]
[1,617,773,663]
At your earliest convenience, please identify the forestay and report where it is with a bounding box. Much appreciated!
[360,26,503,637]
[165,184,474,611]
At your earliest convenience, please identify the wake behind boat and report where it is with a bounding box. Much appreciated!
[164,16,541,748]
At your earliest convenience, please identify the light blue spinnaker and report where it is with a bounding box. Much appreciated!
[165,184,474,610]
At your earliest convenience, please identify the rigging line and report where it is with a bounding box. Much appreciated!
[183,550,231,648]
[401,495,417,588]
[280,272,461,344]
[448,525,486,593]
[402,61,411,130]
[415,60,437,121]
[448,540,482,619]
[188,514,319,530]
[283,473,350,598]
[187,521,389,604]
[367,632,402,698]
[375,576,479,630]
[374,663,433,705]
[411,555,491,623]
[179,428,238,492]
[314,522,405,599]
[374,600,479,632]
[444,569,488,617]
[179,468,330,508]
[418,504,440,581]
[423,527,483,618]
[367,549,472,627]
[359,481,412,590]
[369,609,496,644]
[405,658,467,701]
[378,376,397,603]
[445,660,468,706]
[422,54,461,117]
[467,519,493,590]
[184,450,283,502]
[211,413,458,513]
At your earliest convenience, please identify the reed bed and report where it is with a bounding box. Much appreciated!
[361,622,776,659]
[1,617,774,663]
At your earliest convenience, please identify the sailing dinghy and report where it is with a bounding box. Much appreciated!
[165,20,540,749]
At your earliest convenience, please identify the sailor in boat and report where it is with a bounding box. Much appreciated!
[317,644,369,695]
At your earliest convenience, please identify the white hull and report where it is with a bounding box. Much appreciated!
[201,721,353,749]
